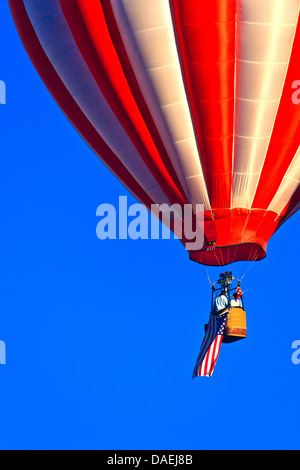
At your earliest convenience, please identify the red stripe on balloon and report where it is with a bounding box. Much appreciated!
[170,0,236,209]
[279,185,300,223]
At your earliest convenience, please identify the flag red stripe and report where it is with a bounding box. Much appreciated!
[202,318,217,376]
[193,318,214,377]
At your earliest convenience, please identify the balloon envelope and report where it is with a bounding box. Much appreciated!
[9,0,300,265]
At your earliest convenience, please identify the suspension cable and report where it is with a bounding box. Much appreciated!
[205,265,213,287]
[242,212,300,292]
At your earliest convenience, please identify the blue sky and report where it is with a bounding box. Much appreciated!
[1,2,300,450]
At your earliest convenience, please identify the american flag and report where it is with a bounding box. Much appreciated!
[192,311,229,378]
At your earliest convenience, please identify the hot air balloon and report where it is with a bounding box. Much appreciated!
[8,0,300,375]
[9,0,300,267]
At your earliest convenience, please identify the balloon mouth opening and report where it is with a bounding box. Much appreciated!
[189,242,266,267]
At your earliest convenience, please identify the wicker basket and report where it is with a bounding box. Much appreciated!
[223,307,247,343]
